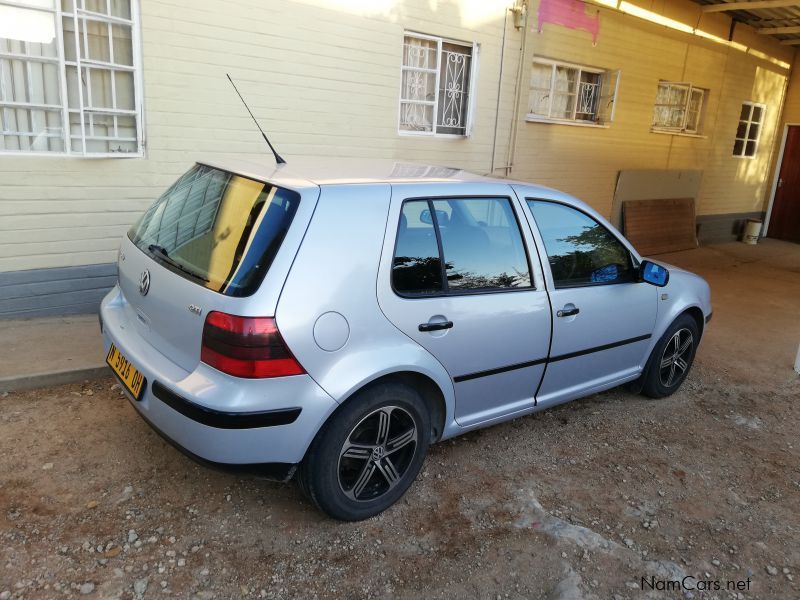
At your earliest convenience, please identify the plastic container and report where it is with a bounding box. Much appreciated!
[743,219,762,245]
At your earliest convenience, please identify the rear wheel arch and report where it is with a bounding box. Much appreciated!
[334,371,447,443]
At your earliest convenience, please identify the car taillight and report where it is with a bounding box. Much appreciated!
[201,312,305,378]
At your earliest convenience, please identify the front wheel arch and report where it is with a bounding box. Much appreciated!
[640,312,700,398]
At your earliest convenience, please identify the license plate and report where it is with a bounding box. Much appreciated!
[106,343,146,399]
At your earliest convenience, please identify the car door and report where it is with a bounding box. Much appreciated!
[377,183,551,428]
[520,195,658,408]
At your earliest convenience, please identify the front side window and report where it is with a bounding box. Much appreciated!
[128,165,300,297]
[0,0,142,155]
[393,197,532,295]
[528,59,619,125]
[652,82,706,134]
[527,200,634,288]
[733,102,765,158]
[399,33,475,136]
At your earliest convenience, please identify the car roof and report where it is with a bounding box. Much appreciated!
[199,156,518,188]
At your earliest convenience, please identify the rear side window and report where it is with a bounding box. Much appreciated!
[392,197,532,295]
[527,200,634,288]
[128,164,300,297]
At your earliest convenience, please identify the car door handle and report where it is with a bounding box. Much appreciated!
[557,307,580,318]
[418,321,454,332]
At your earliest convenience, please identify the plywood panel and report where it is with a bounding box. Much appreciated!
[612,170,703,228]
[623,198,698,256]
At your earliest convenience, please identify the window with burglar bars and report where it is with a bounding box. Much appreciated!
[652,82,706,135]
[399,33,475,136]
[528,58,619,125]
[733,102,765,158]
[0,0,142,156]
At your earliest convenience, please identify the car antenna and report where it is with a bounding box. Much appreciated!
[226,73,286,165]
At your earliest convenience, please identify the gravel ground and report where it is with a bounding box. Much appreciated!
[1,242,799,599]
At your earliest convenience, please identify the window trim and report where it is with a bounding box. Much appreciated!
[733,101,766,160]
[525,198,640,290]
[391,195,537,299]
[527,57,619,126]
[0,0,145,158]
[651,81,707,135]
[397,31,478,138]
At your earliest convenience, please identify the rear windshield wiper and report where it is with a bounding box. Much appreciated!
[147,244,210,283]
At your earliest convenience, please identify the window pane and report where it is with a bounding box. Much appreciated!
[433,198,531,291]
[111,24,133,65]
[62,16,77,61]
[129,165,302,297]
[82,18,111,62]
[686,90,704,131]
[751,105,763,123]
[114,70,135,110]
[401,69,435,102]
[736,121,747,139]
[733,139,744,156]
[0,5,57,48]
[747,123,759,141]
[399,101,433,132]
[551,66,577,119]
[393,200,443,295]
[403,36,437,70]
[110,0,131,19]
[529,63,552,116]
[576,71,601,120]
[528,200,634,288]
[84,0,107,14]
[739,103,751,120]
[745,141,756,157]
[437,42,471,135]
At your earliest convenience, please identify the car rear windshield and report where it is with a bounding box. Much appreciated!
[128,164,300,297]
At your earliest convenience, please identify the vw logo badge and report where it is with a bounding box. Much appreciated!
[138,270,151,296]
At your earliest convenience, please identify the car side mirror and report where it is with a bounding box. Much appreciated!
[640,260,669,287]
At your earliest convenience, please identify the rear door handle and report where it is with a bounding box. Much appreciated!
[418,321,454,332]
[557,307,580,317]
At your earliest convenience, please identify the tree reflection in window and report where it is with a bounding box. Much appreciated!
[392,198,532,294]
[527,200,634,288]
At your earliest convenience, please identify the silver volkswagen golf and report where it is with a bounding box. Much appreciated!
[101,158,711,521]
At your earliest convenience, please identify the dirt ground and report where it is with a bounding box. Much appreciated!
[1,240,799,600]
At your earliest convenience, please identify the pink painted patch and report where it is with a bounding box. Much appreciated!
[537,0,600,44]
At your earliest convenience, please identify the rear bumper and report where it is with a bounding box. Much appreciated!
[100,285,338,466]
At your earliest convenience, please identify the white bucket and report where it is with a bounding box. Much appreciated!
[743,219,762,245]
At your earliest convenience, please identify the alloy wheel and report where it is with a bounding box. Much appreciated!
[337,406,418,502]
[659,327,694,387]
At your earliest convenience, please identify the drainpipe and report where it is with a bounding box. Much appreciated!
[490,7,510,175]
[504,0,531,176]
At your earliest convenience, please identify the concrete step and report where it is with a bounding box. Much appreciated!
[0,315,109,392]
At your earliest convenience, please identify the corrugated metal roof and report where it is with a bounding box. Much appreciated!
[695,0,800,44]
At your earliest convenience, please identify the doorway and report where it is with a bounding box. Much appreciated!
[769,125,800,243]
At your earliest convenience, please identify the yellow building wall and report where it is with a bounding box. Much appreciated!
[0,0,795,274]
[511,0,793,220]
[0,0,519,273]
[783,54,800,123]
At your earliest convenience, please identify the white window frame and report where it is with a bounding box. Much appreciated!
[733,101,766,159]
[398,31,479,138]
[526,57,620,127]
[0,0,144,157]
[651,81,707,135]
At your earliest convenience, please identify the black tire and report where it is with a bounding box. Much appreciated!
[298,382,431,521]
[641,313,699,399]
